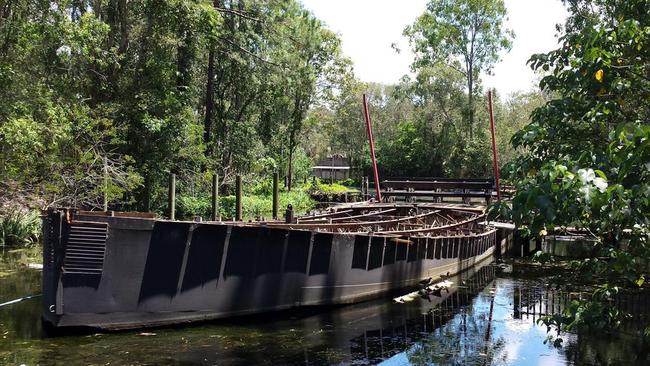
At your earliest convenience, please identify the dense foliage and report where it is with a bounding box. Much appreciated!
[0,0,348,214]
[0,0,539,221]
[0,0,537,229]
[501,0,650,339]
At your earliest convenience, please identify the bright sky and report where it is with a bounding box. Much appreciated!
[300,0,569,97]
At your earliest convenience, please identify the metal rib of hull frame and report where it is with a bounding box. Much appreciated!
[380,214,484,235]
[266,209,446,231]
[296,208,398,223]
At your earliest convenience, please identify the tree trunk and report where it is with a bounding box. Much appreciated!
[93,0,102,19]
[105,0,126,99]
[176,29,193,93]
[287,128,295,191]
[468,91,474,139]
[71,0,86,21]
[143,173,151,212]
[468,63,474,139]
[287,89,306,192]
[118,0,128,54]
[203,0,220,158]
[204,50,215,143]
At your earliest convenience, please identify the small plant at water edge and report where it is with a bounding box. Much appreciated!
[0,210,41,248]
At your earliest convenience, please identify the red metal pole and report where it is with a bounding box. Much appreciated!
[488,90,502,201]
[362,94,382,202]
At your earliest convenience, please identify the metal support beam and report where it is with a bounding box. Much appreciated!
[362,94,382,202]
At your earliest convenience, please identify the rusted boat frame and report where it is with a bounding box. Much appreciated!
[267,203,486,237]
[266,209,446,231]
[297,209,356,221]
[380,214,483,235]
[297,208,398,223]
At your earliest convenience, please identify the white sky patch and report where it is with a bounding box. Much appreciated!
[300,0,568,97]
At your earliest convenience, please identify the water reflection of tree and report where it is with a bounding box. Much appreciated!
[562,330,650,365]
[406,299,508,365]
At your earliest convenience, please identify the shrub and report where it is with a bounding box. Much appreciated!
[250,178,273,196]
[338,178,357,187]
[176,195,212,220]
[305,178,353,194]
[0,210,41,248]
[175,188,316,221]
[220,189,315,220]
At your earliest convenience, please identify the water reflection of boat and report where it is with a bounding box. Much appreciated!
[42,203,512,330]
[161,262,498,365]
[302,263,497,365]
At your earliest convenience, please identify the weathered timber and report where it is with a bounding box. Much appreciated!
[168,173,176,220]
[235,175,242,221]
[272,172,279,219]
[212,174,219,221]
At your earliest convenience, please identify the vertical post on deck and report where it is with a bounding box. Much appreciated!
[360,176,366,199]
[211,174,219,221]
[488,90,502,201]
[272,172,279,219]
[235,175,242,221]
[168,173,176,220]
[363,177,370,201]
[362,94,382,202]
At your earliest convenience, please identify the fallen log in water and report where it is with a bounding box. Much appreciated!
[393,280,453,303]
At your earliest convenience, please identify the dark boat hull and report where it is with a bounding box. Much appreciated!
[42,209,510,330]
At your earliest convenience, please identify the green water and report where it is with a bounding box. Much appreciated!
[1,256,648,365]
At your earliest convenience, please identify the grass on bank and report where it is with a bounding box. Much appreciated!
[175,178,358,221]
[177,189,315,221]
[0,210,41,250]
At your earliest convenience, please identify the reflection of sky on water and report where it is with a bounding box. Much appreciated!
[489,280,574,366]
[379,278,577,366]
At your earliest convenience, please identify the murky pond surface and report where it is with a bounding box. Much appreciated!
[1,257,648,365]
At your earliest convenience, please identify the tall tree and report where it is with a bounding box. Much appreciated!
[404,0,513,138]
[284,12,341,190]
[202,0,220,158]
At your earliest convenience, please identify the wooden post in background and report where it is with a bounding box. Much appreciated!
[211,174,219,221]
[364,177,370,201]
[168,173,176,220]
[272,172,279,219]
[235,175,242,221]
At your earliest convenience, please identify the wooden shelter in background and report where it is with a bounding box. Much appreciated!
[312,154,350,182]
